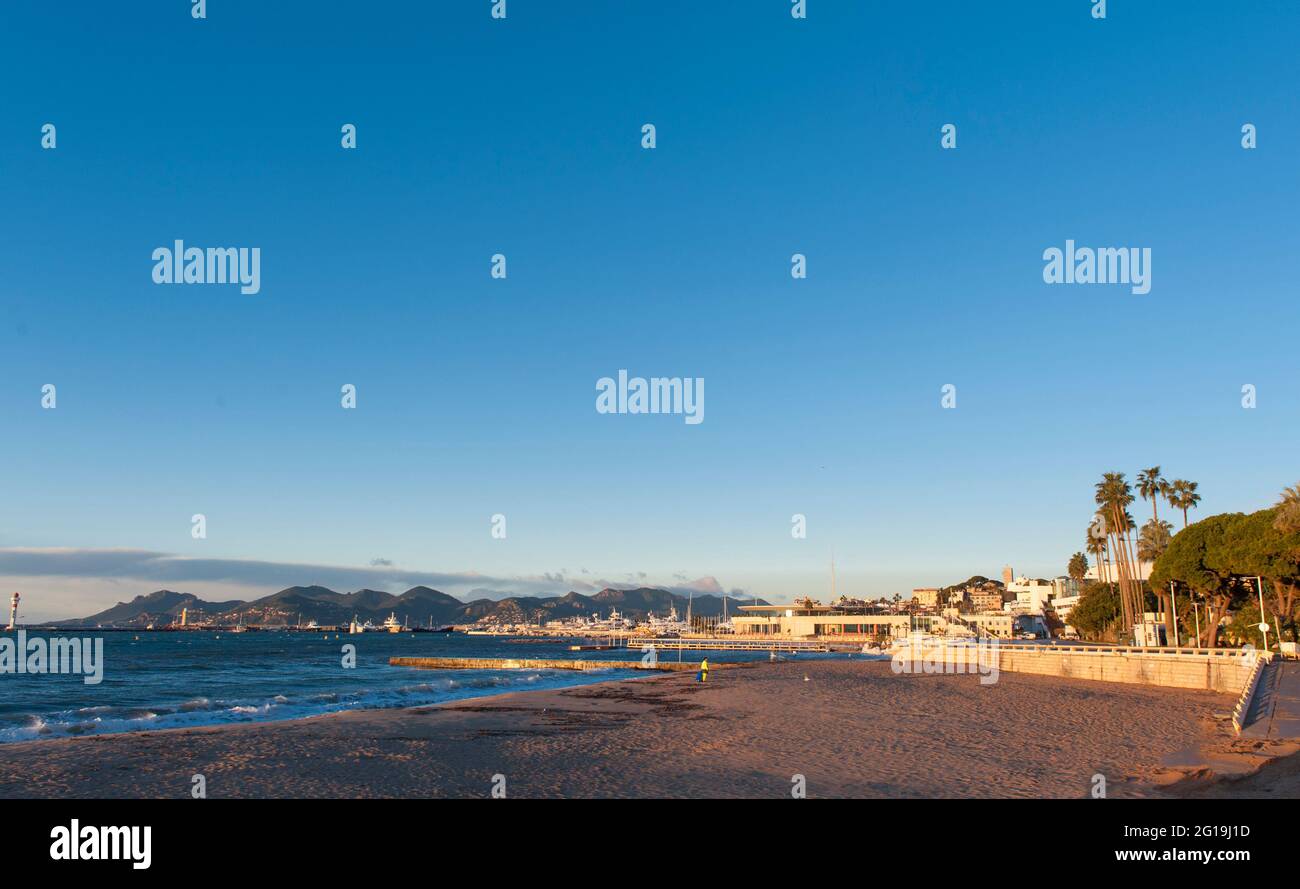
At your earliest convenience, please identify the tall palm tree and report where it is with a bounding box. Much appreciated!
[1096,472,1143,634]
[1275,483,1300,535]
[1139,518,1176,639]
[1097,467,1149,634]
[1085,526,1109,588]
[1136,466,1169,524]
[1166,479,1201,528]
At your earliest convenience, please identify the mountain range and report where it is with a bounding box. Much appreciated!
[53,586,764,628]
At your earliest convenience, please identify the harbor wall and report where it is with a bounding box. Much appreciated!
[389,656,732,673]
[899,644,1256,695]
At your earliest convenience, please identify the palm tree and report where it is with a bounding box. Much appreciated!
[1097,473,1128,623]
[1137,519,1173,563]
[1139,517,1176,640]
[1068,551,1089,582]
[1096,473,1140,631]
[1166,479,1201,528]
[1087,517,1113,587]
[1275,483,1300,535]
[1136,466,1169,524]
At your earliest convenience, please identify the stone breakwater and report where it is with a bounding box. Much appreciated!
[389,656,747,673]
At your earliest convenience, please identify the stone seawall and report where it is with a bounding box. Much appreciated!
[897,645,1254,695]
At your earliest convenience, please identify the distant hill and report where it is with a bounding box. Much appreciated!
[457,588,749,625]
[58,585,764,628]
[60,590,245,627]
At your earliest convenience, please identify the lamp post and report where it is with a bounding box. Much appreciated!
[1255,576,1270,652]
[1169,582,1180,648]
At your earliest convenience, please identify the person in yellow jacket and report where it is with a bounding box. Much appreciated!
[699,658,709,682]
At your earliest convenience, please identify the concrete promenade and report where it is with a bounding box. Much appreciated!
[1241,661,1300,740]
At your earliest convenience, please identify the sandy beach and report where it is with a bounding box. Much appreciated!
[0,659,1271,799]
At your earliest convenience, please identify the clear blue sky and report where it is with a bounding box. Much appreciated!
[3,1,1298,618]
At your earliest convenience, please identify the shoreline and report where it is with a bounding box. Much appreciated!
[0,661,650,746]
[0,660,1284,799]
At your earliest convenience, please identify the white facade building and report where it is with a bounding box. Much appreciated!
[1006,576,1053,614]
[1084,561,1154,583]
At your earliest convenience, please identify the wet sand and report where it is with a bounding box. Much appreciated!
[0,659,1252,799]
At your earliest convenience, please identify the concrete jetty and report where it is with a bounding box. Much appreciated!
[624,638,829,652]
[389,656,735,673]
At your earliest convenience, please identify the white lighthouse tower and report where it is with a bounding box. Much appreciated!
[6,592,19,630]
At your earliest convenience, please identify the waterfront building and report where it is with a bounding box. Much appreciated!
[1052,594,1082,622]
[1006,576,1055,614]
[733,602,911,639]
[968,588,1004,612]
[962,612,1014,637]
[911,588,941,608]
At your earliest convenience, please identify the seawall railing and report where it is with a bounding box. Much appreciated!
[1231,651,1274,734]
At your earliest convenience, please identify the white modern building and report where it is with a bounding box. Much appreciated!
[1051,594,1082,622]
[1006,576,1054,614]
[733,603,911,639]
[1085,561,1154,583]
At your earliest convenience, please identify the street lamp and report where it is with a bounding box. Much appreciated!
[1255,576,1269,652]
[1169,581,1180,648]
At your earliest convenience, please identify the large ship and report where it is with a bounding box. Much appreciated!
[643,605,690,637]
[586,608,634,633]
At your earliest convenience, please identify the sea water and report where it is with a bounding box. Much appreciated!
[0,631,786,743]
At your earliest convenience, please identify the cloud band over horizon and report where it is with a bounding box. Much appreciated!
[0,548,746,620]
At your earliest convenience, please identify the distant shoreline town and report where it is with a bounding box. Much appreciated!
[8,471,1298,656]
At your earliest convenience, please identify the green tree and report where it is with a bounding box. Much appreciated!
[1140,518,1176,638]
[1230,508,1300,643]
[1067,582,1121,642]
[1096,472,1142,634]
[1150,513,1251,648]
[1275,483,1300,535]
[1225,600,1269,649]
[1138,519,1174,562]
[1068,551,1089,582]
[1137,466,1169,524]
[1166,479,1201,529]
